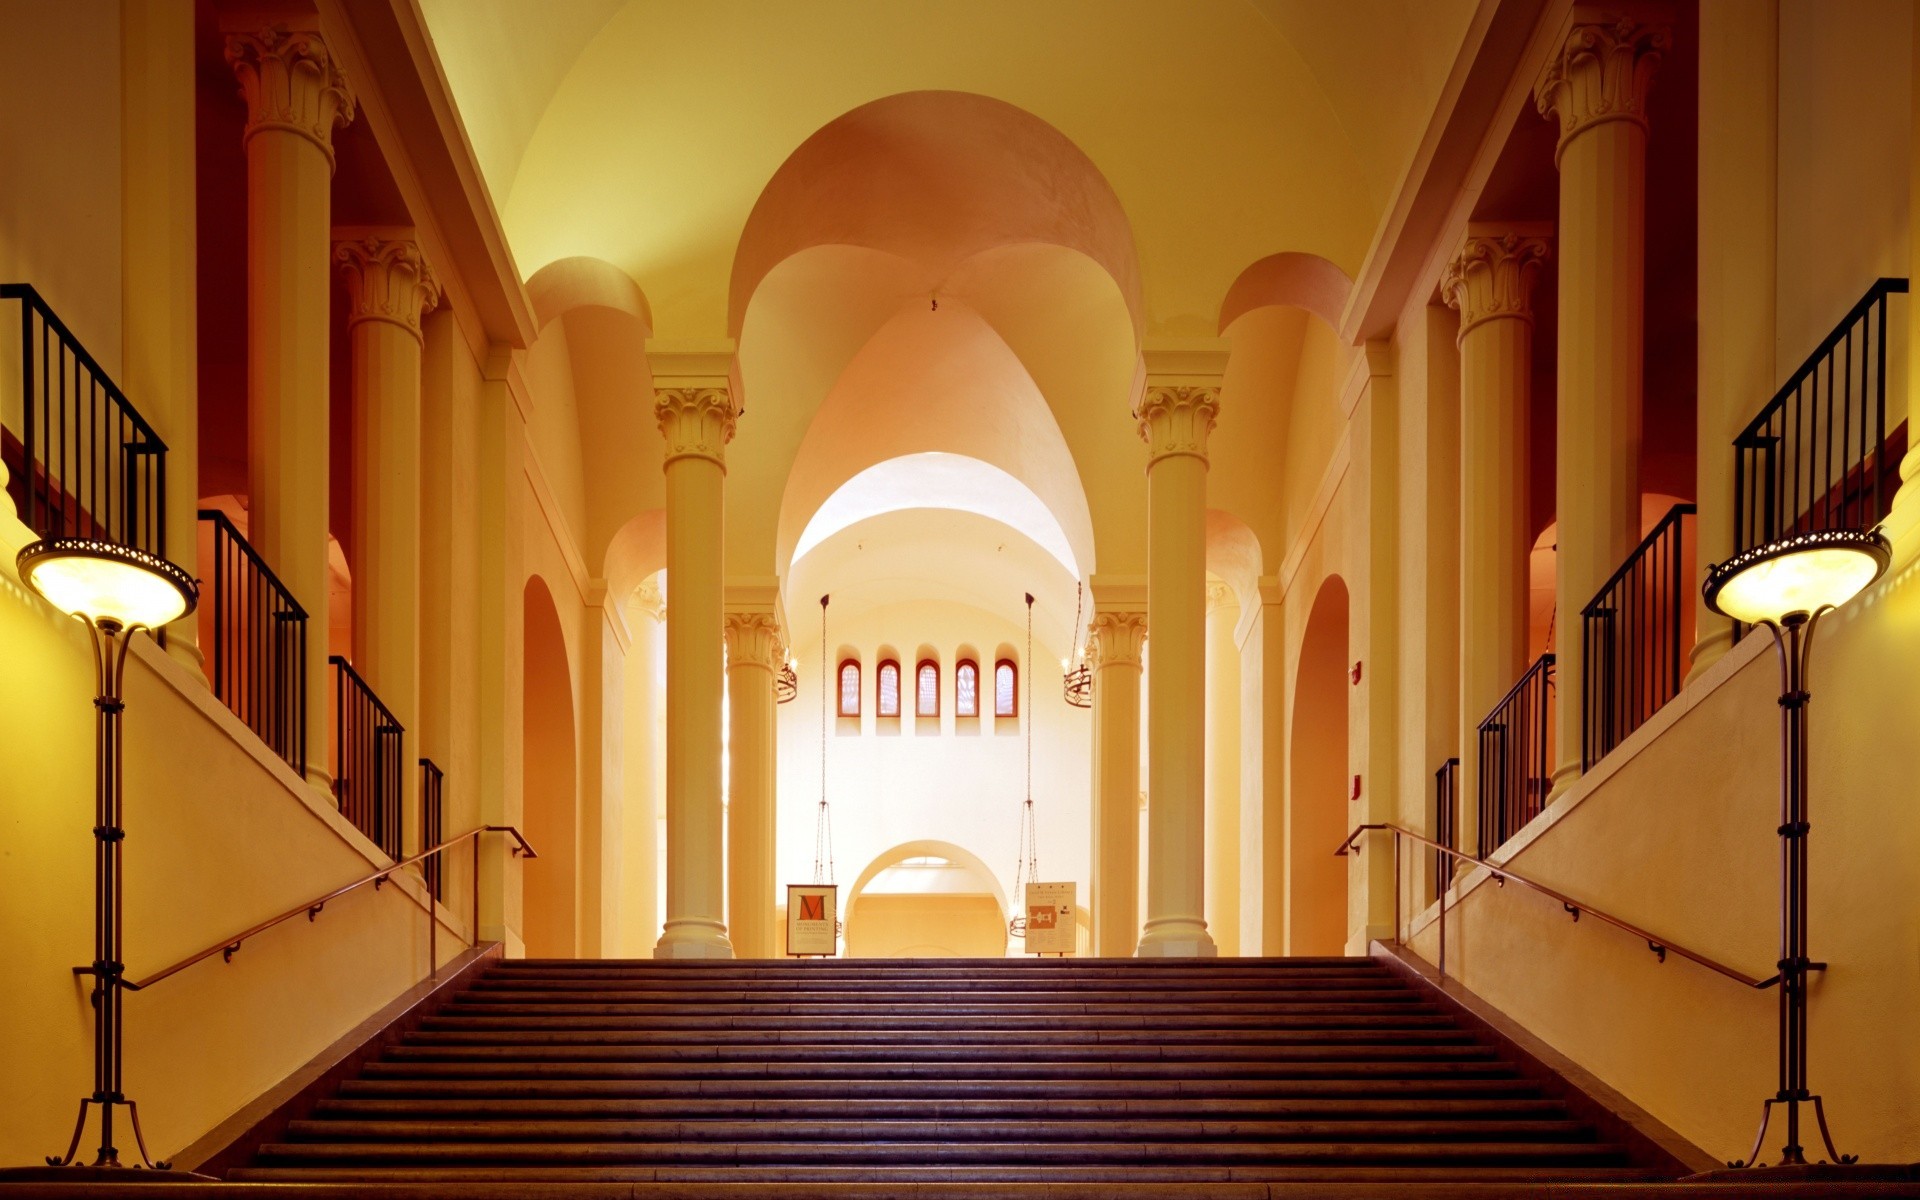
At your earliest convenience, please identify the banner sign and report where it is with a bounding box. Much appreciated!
[1023,881,1076,955]
[786,884,838,956]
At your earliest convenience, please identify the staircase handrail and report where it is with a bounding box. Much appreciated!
[119,824,536,992]
[1335,821,1770,990]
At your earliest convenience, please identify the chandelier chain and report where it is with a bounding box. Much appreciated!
[814,594,835,886]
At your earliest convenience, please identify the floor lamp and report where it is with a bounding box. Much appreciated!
[14,536,196,1176]
[1702,526,1888,1170]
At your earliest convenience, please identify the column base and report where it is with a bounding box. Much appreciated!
[654,919,735,960]
[1135,917,1218,958]
[1545,762,1580,806]
[1684,625,1735,686]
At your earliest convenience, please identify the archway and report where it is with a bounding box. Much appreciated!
[843,840,1009,959]
[1288,575,1350,956]
[522,576,579,957]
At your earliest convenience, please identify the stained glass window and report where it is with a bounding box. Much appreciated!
[877,660,901,717]
[838,660,860,716]
[917,661,939,715]
[956,661,979,717]
[995,659,1017,717]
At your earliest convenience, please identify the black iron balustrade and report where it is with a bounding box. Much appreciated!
[1580,503,1695,770]
[199,510,307,774]
[331,656,404,859]
[1433,757,1460,899]
[1477,653,1554,857]
[420,758,445,901]
[1734,278,1907,564]
[1,284,168,558]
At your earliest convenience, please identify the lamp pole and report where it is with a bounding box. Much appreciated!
[47,616,167,1171]
[1732,609,1853,1169]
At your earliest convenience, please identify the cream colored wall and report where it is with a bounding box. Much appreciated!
[846,893,1008,958]
[775,598,1091,949]
[0,0,123,385]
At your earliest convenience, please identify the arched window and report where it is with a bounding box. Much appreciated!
[838,659,861,717]
[877,660,901,718]
[994,659,1018,717]
[955,660,979,717]
[916,660,940,715]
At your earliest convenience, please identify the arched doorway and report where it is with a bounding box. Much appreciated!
[522,577,578,957]
[843,840,1009,958]
[1288,575,1349,956]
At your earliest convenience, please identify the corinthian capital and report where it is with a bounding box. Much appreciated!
[334,230,440,341]
[1088,612,1148,670]
[1535,10,1670,162]
[224,24,355,163]
[723,611,785,672]
[1134,386,1220,466]
[1441,224,1553,339]
[654,387,738,468]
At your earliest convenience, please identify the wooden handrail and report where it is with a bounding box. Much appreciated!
[1335,822,1772,990]
[122,825,535,992]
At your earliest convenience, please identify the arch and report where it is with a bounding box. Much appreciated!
[601,508,666,603]
[1288,574,1350,956]
[1219,251,1353,334]
[843,839,1011,959]
[729,91,1143,338]
[521,575,579,957]
[528,254,653,335]
[1206,508,1266,619]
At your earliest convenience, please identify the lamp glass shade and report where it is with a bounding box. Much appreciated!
[1703,529,1890,625]
[17,538,197,628]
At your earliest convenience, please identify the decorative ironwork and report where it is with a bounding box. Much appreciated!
[1063,580,1092,708]
[775,659,797,704]
[1732,277,1907,643]
[1476,653,1554,857]
[200,510,308,775]
[330,656,404,860]
[2,283,169,562]
[1580,503,1695,770]
[419,759,445,902]
[1432,758,1460,900]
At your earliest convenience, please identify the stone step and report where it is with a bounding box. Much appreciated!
[404,1027,1478,1047]
[356,1057,1526,1082]
[336,1075,1546,1101]
[311,1095,1573,1121]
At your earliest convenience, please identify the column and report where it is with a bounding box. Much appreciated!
[336,230,438,848]
[122,0,202,675]
[1203,581,1241,956]
[1536,9,1668,797]
[1689,1,1777,672]
[619,586,665,955]
[225,14,354,792]
[1442,225,1551,854]
[724,581,782,959]
[1087,582,1146,957]
[652,361,737,959]
[1135,382,1219,958]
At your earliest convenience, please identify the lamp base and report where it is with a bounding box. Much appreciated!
[0,1165,218,1184]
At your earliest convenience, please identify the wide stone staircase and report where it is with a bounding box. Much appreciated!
[209,955,1693,1192]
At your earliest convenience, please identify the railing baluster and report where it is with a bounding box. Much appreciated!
[1579,504,1694,770]
[331,655,406,859]
[1476,653,1554,856]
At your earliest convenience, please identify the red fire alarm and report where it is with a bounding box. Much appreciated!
[1350,660,1362,685]
[1350,774,1362,801]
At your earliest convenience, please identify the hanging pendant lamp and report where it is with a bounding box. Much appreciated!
[1063,580,1092,708]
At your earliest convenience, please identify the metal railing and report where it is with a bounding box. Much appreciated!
[121,824,536,992]
[1734,278,1907,559]
[1432,758,1460,899]
[1476,653,1554,856]
[199,510,307,775]
[1580,504,1695,770]
[1,283,168,557]
[331,656,404,859]
[420,758,445,902]
[1335,821,1772,990]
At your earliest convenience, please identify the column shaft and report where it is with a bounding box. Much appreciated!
[724,602,782,958]
[337,231,437,851]
[1444,227,1550,854]
[225,20,353,792]
[654,385,735,959]
[1135,386,1218,958]
[1088,604,1145,957]
[1537,12,1668,796]
[1203,585,1241,956]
